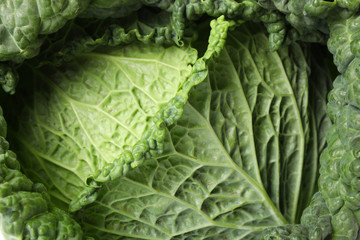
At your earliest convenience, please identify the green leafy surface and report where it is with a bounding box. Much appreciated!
[0,0,90,62]
[0,0,292,94]
[0,16,240,239]
[0,8,338,237]
[0,107,83,240]
[74,24,330,239]
[6,42,197,207]
[318,12,360,240]
[255,0,360,45]
[3,16,233,215]
[37,7,189,66]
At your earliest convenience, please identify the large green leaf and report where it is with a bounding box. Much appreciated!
[76,24,330,239]
[0,19,334,239]
[3,16,233,213]
[5,42,197,207]
[216,25,311,224]
[0,16,234,239]
[78,86,288,239]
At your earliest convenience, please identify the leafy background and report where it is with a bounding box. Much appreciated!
[3,0,359,238]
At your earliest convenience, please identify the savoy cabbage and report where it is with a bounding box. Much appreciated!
[0,0,359,239]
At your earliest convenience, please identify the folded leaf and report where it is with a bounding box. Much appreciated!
[76,23,331,239]
[3,16,233,213]
[6,42,198,208]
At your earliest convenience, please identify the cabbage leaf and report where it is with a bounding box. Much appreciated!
[0,1,350,238]
[73,24,331,239]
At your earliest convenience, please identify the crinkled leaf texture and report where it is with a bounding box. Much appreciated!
[0,16,233,239]
[4,15,232,215]
[6,42,198,210]
[317,13,360,239]
[0,16,333,238]
[73,24,331,239]
[0,0,90,62]
[0,0,291,95]
[0,108,83,240]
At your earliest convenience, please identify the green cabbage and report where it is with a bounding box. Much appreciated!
[0,1,359,239]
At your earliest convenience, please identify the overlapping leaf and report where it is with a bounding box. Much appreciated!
[0,3,339,236]
[5,42,197,207]
[3,16,234,214]
[76,23,331,239]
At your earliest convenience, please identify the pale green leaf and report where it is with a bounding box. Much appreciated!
[6,42,197,206]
